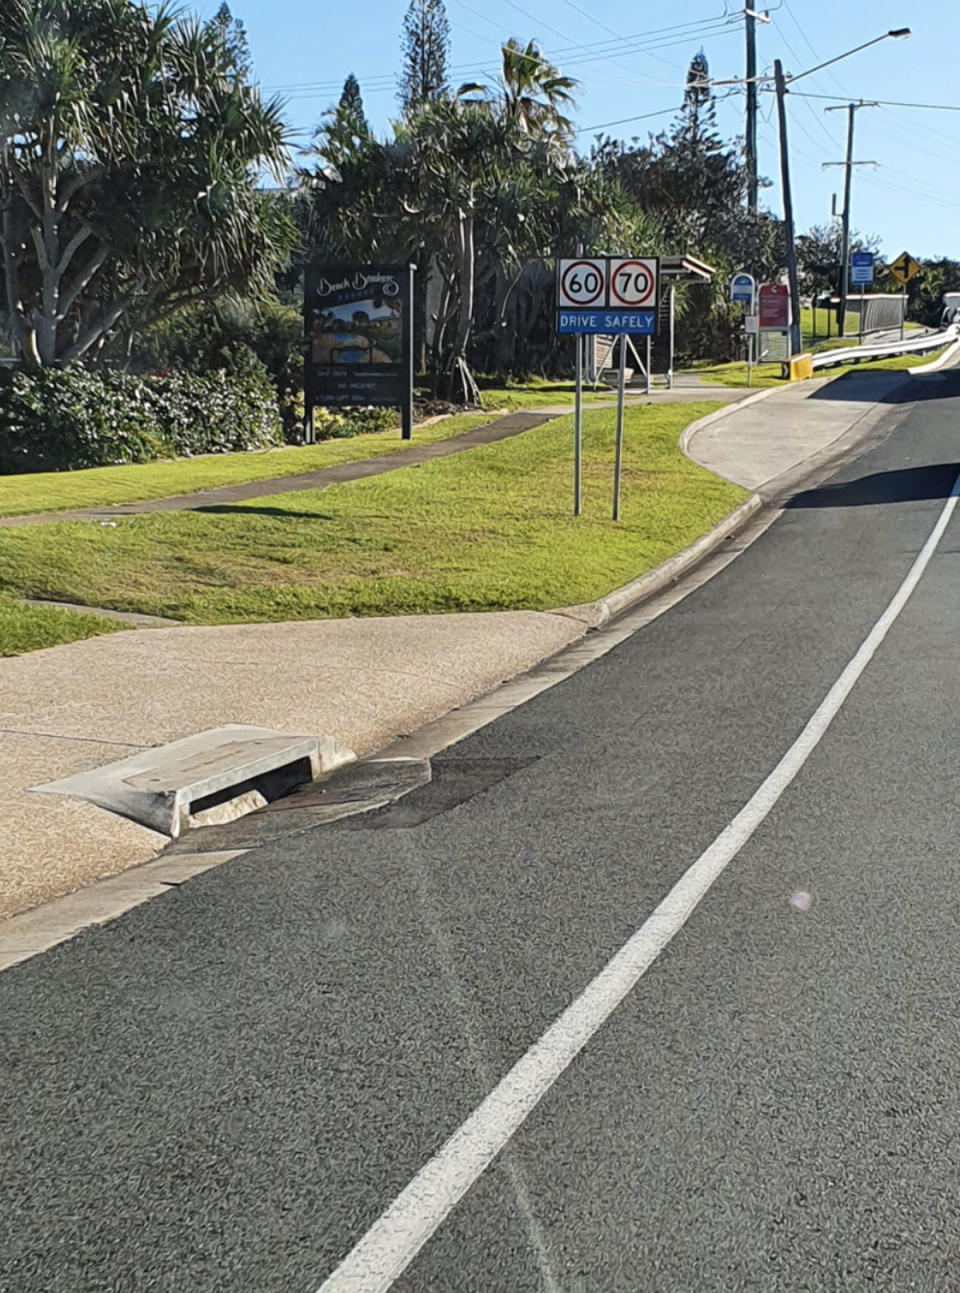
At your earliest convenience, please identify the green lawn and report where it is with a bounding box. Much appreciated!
[0,402,746,633]
[0,412,492,519]
[0,596,126,656]
[480,382,617,410]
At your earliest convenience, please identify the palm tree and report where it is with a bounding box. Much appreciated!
[461,40,576,142]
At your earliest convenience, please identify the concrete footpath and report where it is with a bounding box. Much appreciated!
[0,366,943,926]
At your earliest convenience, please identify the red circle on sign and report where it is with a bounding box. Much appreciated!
[610,260,655,308]
[560,260,605,307]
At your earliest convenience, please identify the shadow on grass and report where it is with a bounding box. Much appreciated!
[194,504,335,521]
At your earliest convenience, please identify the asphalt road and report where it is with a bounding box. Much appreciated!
[3,375,960,1291]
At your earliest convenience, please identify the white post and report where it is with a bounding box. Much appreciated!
[645,334,652,395]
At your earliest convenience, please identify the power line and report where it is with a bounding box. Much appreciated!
[576,105,683,135]
[264,14,739,93]
[783,92,960,112]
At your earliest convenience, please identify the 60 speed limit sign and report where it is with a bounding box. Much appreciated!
[557,258,607,308]
[608,258,658,308]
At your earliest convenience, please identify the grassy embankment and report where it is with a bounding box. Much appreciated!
[0,402,746,652]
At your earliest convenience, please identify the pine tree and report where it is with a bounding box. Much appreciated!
[212,3,252,82]
[339,73,367,131]
[683,50,715,149]
[398,0,451,114]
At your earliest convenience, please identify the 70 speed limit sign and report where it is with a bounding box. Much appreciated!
[608,258,658,308]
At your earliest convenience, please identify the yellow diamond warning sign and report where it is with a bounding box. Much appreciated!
[889,251,921,285]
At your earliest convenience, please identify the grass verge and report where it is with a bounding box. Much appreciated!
[696,347,951,389]
[0,402,746,629]
[480,382,618,410]
[0,596,126,657]
[0,412,492,519]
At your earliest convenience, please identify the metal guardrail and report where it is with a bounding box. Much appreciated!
[808,325,959,372]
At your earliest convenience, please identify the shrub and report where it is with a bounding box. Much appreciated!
[0,366,283,474]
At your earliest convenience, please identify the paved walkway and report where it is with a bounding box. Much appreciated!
[0,410,554,529]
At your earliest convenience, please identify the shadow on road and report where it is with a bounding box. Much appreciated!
[790,463,960,509]
[807,367,960,404]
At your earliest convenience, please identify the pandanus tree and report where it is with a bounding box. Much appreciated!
[0,0,293,370]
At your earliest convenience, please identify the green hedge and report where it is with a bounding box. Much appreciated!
[0,366,283,474]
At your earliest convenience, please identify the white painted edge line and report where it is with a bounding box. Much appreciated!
[316,471,960,1293]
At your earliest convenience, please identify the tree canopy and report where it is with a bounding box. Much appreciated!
[0,0,293,370]
[398,0,451,115]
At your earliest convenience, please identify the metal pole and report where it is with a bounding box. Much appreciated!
[613,335,626,522]
[864,283,874,343]
[747,329,753,387]
[838,103,855,337]
[668,285,675,389]
[574,333,582,516]
[645,335,652,395]
[774,60,802,359]
[401,264,415,440]
[900,285,906,341]
[745,4,758,213]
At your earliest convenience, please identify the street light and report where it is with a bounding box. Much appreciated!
[785,29,911,85]
[772,29,911,356]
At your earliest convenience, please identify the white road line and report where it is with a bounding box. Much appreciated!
[317,470,960,1293]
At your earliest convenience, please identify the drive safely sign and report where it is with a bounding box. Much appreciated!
[556,256,659,334]
[557,309,656,335]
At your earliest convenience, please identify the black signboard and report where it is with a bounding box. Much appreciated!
[304,264,414,439]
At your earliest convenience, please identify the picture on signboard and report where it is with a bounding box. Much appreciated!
[308,284,404,367]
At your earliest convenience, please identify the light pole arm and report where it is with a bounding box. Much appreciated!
[787,29,911,83]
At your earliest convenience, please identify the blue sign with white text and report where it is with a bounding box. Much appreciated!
[850,252,874,286]
[558,310,656,335]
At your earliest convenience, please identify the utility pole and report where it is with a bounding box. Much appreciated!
[745,7,758,212]
[823,102,877,336]
[744,7,770,214]
[773,59,802,357]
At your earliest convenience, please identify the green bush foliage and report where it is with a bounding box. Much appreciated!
[0,366,283,473]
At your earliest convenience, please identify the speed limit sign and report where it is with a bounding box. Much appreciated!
[608,258,658,309]
[558,258,607,308]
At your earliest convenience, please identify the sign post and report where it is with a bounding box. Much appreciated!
[574,334,583,515]
[556,255,659,519]
[850,252,874,345]
[731,272,756,386]
[889,251,921,342]
[613,336,627,521]
[304,264,415,442]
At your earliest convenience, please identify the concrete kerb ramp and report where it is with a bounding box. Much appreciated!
[32,724,354,838]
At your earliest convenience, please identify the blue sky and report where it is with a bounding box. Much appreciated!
[198,0,960,259]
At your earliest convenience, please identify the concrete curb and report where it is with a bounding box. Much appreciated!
[563,493,764,631]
